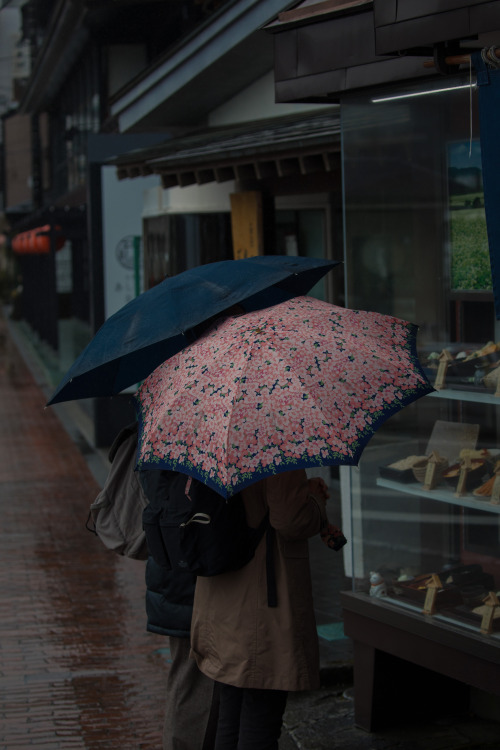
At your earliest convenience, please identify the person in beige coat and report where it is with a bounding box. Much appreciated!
[190,468,329,749]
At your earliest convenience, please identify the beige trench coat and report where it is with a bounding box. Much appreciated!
[190,470,327,692]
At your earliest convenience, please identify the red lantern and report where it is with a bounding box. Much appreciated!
[12,225,65,254]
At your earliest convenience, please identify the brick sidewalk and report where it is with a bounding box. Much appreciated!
[0,317,168,749]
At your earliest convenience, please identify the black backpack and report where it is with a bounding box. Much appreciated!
[141,472,275,601]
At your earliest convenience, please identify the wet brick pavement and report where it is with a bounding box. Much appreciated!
[0,316,168,748]
[2,310,500,750]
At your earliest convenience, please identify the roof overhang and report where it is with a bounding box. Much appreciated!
[265,0,500,103]
[108,0,297,132]
[110,110,340,189]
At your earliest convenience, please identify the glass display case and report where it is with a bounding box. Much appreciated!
[342,391,500,628]
[343,396,499,574]
[339,76,500,730]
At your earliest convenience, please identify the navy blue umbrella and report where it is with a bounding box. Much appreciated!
[47,255,340,405]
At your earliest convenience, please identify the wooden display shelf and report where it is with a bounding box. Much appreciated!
[376,477,500,514]
[427,388,499,405]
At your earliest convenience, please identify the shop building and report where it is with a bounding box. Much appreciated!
[4,0,324,444]
[108,0,345,307]
[267,0,500,731]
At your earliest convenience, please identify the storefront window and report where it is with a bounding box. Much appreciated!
[341,77,500,639]
[275,198,334,302]
[143,213,232,288]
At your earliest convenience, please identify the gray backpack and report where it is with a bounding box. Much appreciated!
[87,423,148,560]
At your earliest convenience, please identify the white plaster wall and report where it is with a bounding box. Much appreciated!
[208,70,333,126]
[143,180,235,216]
[101,166,161,316]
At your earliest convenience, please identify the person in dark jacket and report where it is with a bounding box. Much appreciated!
[137,305,244,749]
[139,469,219,750]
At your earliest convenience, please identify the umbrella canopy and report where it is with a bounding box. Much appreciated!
[135,295,434,499]
[47,255,339,405]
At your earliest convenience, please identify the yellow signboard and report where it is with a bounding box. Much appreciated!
[230,192,263,259]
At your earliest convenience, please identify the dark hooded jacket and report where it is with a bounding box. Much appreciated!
[138,469,195,638]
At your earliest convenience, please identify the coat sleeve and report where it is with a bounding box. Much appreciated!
[264,470,327,541]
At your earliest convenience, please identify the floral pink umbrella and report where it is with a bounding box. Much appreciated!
[135,295,433,499]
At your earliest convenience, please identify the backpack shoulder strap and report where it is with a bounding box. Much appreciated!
[246,508,276,608]
[108,421,138,463]
[265,525,277,608]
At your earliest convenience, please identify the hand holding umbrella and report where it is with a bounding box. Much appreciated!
[306,476,347,551]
